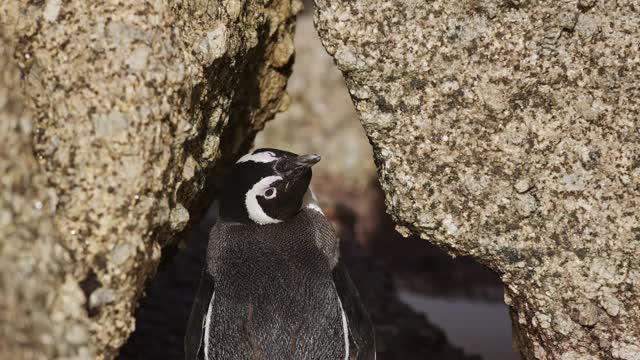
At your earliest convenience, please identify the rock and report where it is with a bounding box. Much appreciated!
[315,0,639,358]
[89,288,117,310]
[0,30,92,359]
[169,203,190,233]
[1,0,299,357]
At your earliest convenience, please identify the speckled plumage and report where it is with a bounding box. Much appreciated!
[185,208,375,360]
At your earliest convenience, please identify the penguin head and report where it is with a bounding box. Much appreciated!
[219,148,321,225]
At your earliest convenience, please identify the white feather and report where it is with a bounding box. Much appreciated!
[302,188,324,214]
[236,151,279,164]
[337,294,350,360]
[204,291,215,360]
[245,176,283,225]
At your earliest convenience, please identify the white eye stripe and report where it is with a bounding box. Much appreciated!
[245,176,282,225]
[236,151,279,164]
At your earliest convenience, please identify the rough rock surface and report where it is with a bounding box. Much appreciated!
[1,0,299,357]
[0,31,91,360]
[315,0,640,359]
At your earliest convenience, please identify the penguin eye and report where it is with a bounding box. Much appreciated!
[264,187,277,199]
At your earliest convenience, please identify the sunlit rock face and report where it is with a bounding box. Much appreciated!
[314,0,640,358]
[0,0,300,357]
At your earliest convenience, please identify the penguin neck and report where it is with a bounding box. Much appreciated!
[302,187,324,215]
[219,187,321,225]
[218,187,252,224]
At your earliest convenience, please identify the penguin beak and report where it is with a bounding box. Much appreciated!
[275,154,321,176]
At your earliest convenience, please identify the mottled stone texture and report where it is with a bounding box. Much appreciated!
[315,0,639,359]
[1,0,299,358]
[0,31,91,359]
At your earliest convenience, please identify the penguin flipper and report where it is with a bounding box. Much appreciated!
[185,269,215,360]
[333,260,376,359]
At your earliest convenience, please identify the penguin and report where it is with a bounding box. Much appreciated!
[184,148,375,360]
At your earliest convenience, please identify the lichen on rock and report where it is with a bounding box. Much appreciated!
[315,0,640,358]
[1,0,299,357]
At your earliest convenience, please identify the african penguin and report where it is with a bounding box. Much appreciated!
[184,148,376,360]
